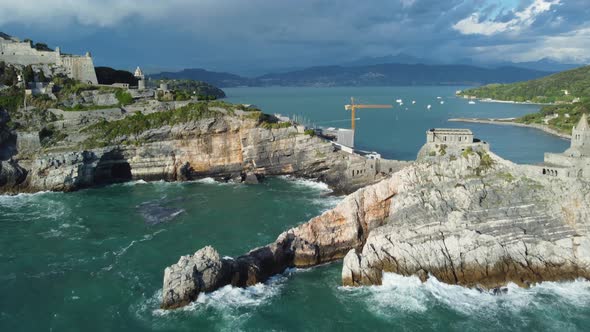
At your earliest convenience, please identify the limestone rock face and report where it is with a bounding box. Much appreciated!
[0,160,27,189]
[160,159,406,309]
[341,152,590,288]
[2,115,409,194]
[162,150,590,309]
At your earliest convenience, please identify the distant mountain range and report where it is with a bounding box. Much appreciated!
[339,53,584,73]
[149,62,553,88]
[150,68,255,88]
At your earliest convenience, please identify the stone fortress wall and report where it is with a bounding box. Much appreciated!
[0,38,98,84]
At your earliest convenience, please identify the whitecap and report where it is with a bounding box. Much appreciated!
[310,195,344,211]
[121,179,148,186]
[195,177,218,184]
[342,272,590,324]
[278,175,332,192]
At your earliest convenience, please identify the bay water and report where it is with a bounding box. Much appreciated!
[1,87,586,332]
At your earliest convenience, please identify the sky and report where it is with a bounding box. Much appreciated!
[0,0,588,76]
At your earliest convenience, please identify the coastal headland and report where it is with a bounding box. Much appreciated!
[448,118,571,140]
[160,126,590,309]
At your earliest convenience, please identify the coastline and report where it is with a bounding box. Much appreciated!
[476,98,556,106]
[457,96,564,106]
[448,117,571,140]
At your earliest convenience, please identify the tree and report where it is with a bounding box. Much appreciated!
[23,65,34,83]
[38,70,48,83]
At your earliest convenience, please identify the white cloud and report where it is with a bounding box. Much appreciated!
[453,0,560,36]
[470,27,590,63]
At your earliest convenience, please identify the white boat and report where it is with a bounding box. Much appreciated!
[396,99,403,103]
[427,104,432,110]
[440,101,444,104]
[468,101,476,105]
[412,100,416,104]
[436,96,442,99]
[399,102,403,106]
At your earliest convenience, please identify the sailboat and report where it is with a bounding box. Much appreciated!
[427,104,432,110]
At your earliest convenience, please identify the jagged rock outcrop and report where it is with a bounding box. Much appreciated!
[162,246,233,309]
[161,162,405,309]
[161,150,590,309]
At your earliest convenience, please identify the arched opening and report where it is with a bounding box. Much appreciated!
[94,150,133,184]
[111,162,132,180]
[542,169,546,175]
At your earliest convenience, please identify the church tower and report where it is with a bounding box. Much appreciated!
[134,66,145,91]
[567,113,590,157]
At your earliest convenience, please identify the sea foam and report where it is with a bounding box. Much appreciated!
[342,272,590,328]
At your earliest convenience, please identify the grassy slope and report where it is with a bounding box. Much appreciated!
[461,66,590,134]
[461,65,590,104]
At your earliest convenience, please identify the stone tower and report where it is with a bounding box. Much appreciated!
[134,66,145,91]
[566,114,590,157]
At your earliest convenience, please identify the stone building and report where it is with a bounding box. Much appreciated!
[418,128,489,160]
[542,114,590,178]
[0,35,98,84]
[426,128,474,144]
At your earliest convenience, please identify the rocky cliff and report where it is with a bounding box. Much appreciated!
[161,149,590,309]
[0,104,407,194]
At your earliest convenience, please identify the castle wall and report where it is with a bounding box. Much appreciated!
[0,39,98,84]
[58,56,98,85]
[0,40,58,65]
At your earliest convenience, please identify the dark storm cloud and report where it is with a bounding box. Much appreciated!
[0,0,587,73]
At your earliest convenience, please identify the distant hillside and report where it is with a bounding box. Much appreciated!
[256,64,550,87]
[95,67,138,86]
[461,65,590,134]
[340,53,433,67]
[461,65,590,103]
[154,79,226,99]
[151,63,550,88]
[149,68,252,88]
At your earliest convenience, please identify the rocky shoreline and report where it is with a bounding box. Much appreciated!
[0,105,408,195]
[449,117,571,140]
[160,149,590,309]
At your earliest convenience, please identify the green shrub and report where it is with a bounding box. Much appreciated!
[438,144,447,156]
[461,147,474,158]
[304,129,315,136]
[81,102,220,148]
[115,89,133,106]
[261,121,292,129]
[0,87,24,112]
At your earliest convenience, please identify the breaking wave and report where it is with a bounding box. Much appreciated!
[136,270,294,331]
[341,272,590,329]
[278,175,332,192]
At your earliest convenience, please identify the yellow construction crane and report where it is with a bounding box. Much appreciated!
[344,97,392,130]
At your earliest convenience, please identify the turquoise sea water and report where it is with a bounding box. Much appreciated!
[1,87,585,331]
[226,86,569,163]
